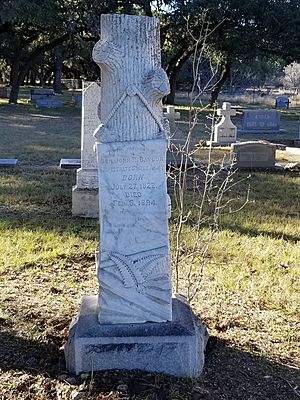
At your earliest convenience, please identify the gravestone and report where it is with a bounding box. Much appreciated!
[239,110,283,133]
[275,95,289,109]
[36,98,62,108]
[208,102,237,145]
[59,159,80,169]
[30,88,55,102]
[65,13,207,377]
[0,159,18,167]
[72,82,101,218]
[231,141,276,169]
[164,105,180,134]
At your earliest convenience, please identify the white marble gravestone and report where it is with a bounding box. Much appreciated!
[210,102,237,145]
[72,82,101,218]
[65,13,207,378]
[164,105,180,134]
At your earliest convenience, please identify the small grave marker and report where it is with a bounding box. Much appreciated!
[36,98,62,108]
[59,159,81,169]
[0,159,18,167]
[275,95,289,109]
[231,141,276,169]
[164,105,180,134]
[30,88,55,102]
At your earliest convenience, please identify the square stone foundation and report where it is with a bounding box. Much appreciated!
[65,295,208,377]
[72,186,99,218]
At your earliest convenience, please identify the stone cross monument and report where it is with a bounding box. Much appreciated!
[65,13,207,377]
[72,82,101,217]
[164,105,180,134]
[212,101,237,144]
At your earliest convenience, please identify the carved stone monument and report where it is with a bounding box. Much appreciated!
[164,105,180,134]
[231,141,276,169]
[208,102,237,146]
[72,82,101,218]
[65,14,207,377]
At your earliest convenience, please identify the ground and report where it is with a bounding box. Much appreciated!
[0,90,299,399]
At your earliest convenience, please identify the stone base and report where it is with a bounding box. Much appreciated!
[65,295,208,377]
[72,186,99,218]
[237,129,286,134]
[206,140,237,147]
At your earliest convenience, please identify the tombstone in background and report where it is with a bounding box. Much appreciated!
[164,105,180,134]
[65,13,207,377]
[231,141,276,169]
[239,110,283,134]
[30,88,55,103]
[0,159,18,167]
[72,82,101,218]
[275,95,289,109]
[36,98,62,108]
[208,102,237,146]
[60,159,81,169]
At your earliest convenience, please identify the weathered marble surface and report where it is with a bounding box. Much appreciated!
[76,82,101,189]
[93,14,172,323]
[97,140,171,323]
[231,141,276,168]
[213,102,237,143]
[65,295,208,376]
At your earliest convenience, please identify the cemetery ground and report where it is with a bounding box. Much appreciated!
[0,93,299,399]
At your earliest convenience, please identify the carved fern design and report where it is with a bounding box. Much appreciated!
[107,251,168,293]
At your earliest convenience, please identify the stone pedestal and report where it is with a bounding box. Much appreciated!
[65,295,207,377]
[72,187,99,218]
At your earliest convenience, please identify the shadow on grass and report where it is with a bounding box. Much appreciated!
[0,331,299,399]
[221,223,300,243]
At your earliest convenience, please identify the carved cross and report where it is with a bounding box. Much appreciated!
[217,102,236,120]
[164,105,180,134]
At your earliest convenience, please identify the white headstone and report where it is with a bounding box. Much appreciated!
[72,82,101,218]
[164,105,180,134]
[93,14,171,324]
[213,102,237,143]
[76,82,101,189]
[65,14,207,378]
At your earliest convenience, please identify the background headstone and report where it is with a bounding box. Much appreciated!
[239,110,282,133]
[72,81,101,218]
[211,102,237,145]
[36,98,62,108]
[231,141,276,168]
[275,95,289,109]
[164,105,180,134]
[30,88,55,103]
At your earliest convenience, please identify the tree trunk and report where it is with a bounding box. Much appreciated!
[209,60,231,107]
[53,47,64,94]
[8,33,69,103]
[9,58,20,104]
[165,50,194,104]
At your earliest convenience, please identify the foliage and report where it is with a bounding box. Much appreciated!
[282,62,300,89]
